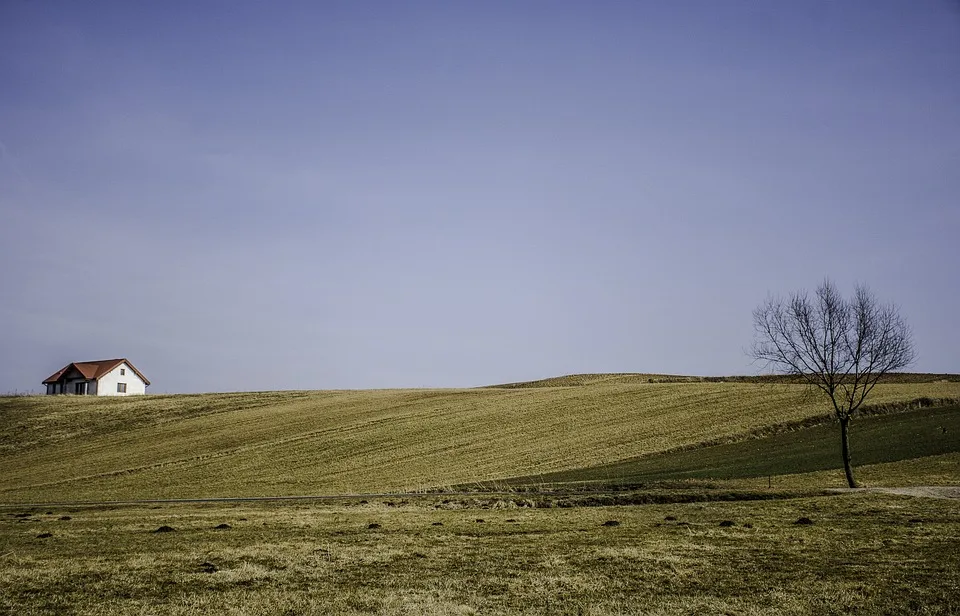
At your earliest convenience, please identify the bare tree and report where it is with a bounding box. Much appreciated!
[750,280,915,488]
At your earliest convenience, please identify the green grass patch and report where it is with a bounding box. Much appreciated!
[499,405,960,487]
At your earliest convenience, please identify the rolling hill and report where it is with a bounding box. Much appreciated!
[1,375,958,503]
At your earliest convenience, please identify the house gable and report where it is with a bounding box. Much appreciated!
[96,361,148,396]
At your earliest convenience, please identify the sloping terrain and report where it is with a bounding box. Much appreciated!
[1,378,958,502]
[496,404,960,487]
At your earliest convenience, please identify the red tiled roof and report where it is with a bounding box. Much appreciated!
[42,358,151,386]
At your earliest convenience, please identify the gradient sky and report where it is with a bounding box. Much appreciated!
[1,1,958,393]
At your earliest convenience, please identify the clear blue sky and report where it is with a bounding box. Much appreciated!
[2,1,958,393]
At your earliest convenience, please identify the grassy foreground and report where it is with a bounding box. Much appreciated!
[1,491,958,615]
[2,380,958,502]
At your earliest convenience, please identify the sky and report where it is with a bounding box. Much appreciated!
[1,1,958,393]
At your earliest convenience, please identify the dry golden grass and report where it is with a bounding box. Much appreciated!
[2,380,958,503]
[1,492,958,615]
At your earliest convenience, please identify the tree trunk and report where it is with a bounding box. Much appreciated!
[840,417,859,488]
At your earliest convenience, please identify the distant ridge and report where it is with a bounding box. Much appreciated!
[486,372,960,389]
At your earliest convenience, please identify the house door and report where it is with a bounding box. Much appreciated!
[74,382,87,395]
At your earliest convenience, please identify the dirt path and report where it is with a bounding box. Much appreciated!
[2,487,958,509]
[829,486,960,500]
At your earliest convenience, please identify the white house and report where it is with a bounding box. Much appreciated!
[42,358,150,396]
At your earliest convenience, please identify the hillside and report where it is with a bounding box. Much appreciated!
[1,378,958,503]
[496,404,960,487]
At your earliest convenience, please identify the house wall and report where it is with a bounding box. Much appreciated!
[46,382,76,394]
[97,362,147,396]
[62,378,92,395]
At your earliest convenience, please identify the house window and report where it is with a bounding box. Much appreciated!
[74,382,87,395]
[117,383,127,393]
[120,368,125,375]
